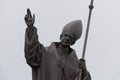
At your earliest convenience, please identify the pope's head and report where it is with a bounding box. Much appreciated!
[60,20,83,47]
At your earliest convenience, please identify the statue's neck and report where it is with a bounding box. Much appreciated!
[59,43,69,50]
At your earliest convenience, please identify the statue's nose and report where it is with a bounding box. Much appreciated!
[65,36,70,41]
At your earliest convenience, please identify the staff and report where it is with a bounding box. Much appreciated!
[78,0,94,80]
[82,0,94,59]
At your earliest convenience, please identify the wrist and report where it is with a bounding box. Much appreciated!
[82,70,88,77]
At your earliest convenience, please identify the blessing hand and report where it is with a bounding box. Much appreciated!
[24,8,35,28]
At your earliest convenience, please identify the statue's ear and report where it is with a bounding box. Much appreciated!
[60,34,62,40]
[71,41,75,45]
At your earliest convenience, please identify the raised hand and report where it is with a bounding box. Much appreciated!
[24,8,35,28]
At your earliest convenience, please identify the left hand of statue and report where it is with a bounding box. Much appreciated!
[79,58,87,72]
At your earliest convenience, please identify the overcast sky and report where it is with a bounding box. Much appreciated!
[0,0,120,80]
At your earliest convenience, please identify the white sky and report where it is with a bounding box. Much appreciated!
[0,0,120,80]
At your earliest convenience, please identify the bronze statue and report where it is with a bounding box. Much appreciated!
[24,8,91,80]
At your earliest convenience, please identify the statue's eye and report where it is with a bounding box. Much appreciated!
[62,33,68,38]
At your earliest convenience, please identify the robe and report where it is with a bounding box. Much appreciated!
[24,27,91,80]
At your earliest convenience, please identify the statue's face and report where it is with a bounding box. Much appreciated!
[60,32,75,46]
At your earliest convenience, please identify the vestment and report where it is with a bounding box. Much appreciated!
[24,27,91,80]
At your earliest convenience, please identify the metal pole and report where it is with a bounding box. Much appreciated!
[78,0,94,80]
[82,0,94,59]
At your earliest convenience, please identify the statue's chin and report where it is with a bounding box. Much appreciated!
[61,42,70,47]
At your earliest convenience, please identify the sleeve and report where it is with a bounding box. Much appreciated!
[81,71,91,80]
[75,70,91,80]
[72,50,91,80]
[24,27,43,68]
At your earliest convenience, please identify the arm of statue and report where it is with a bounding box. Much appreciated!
[24,8,43,68]
[76,59,91,80]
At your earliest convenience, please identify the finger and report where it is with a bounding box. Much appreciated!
[27,8,32,18]
[24,15,28,21]
[25,14,28,18]
[33,14,35,24]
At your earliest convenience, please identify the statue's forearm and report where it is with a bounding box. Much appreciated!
[24,27,42,67]
[25,27,38,43]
